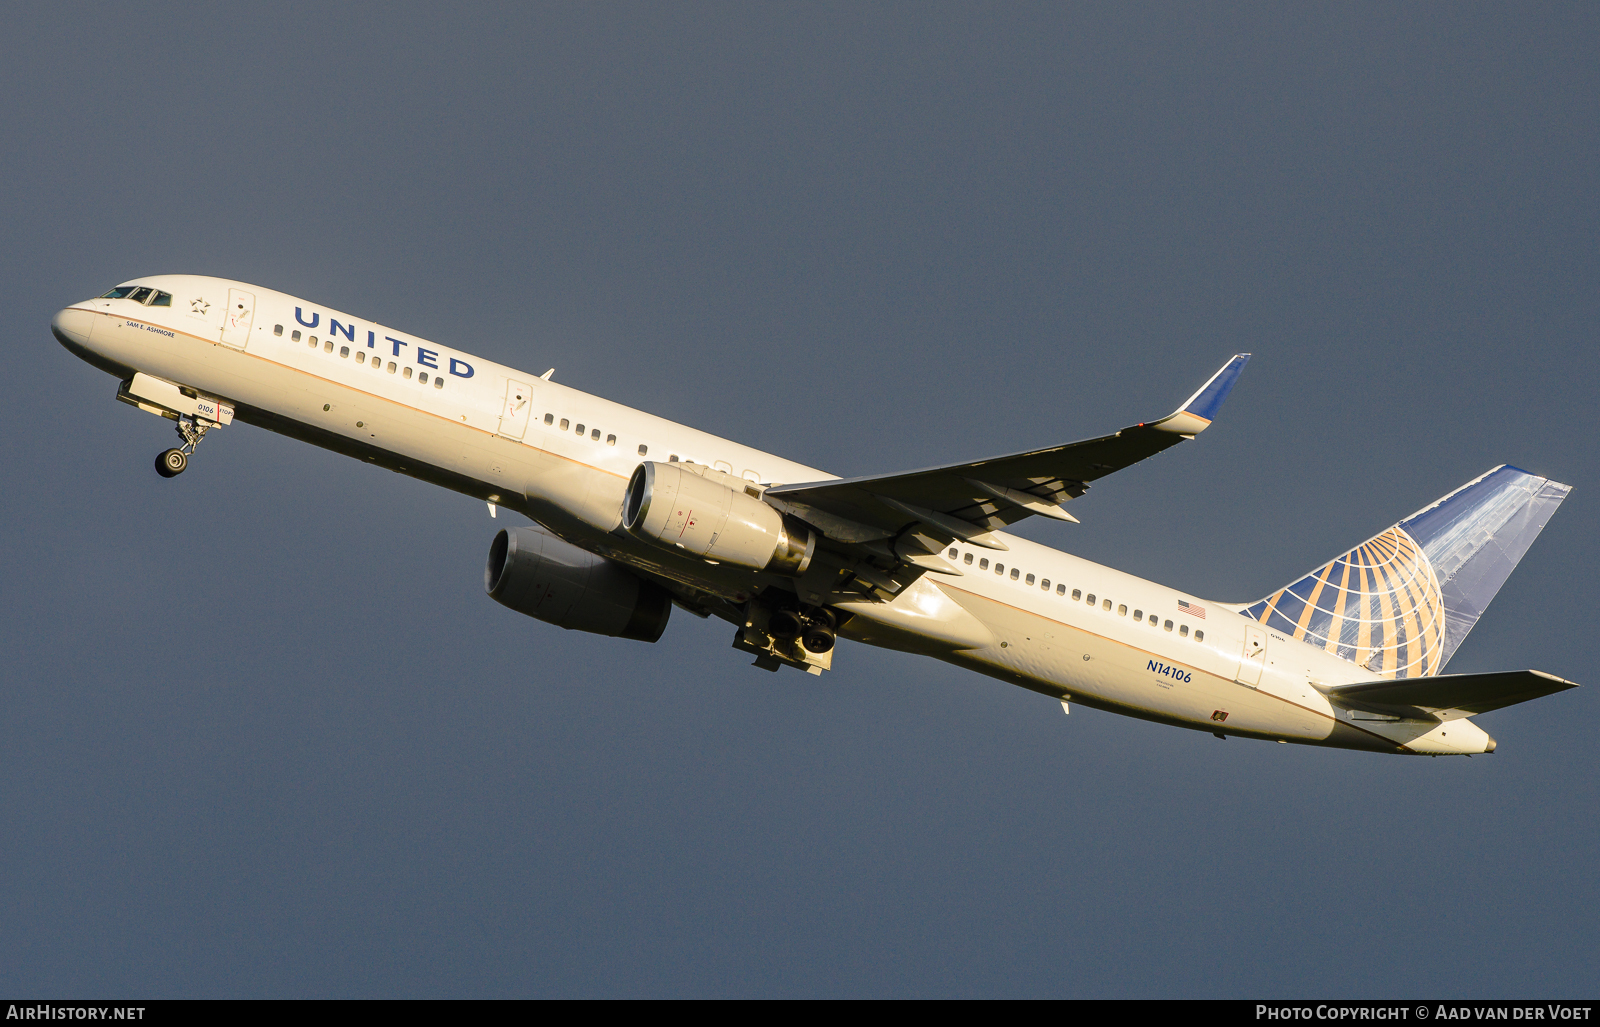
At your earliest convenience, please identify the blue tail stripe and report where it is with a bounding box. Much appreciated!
[1399,466,1572,666]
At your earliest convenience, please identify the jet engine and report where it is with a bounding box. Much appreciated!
[485,526,671,642]
[622,461,815,574]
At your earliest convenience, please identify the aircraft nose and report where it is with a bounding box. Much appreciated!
[51,306,95,348]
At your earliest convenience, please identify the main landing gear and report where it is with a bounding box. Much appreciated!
[154,414,212,478]
[735,601,842,675]
[768,606,838,654]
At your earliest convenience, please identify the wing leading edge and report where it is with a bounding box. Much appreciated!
[766,354,1251,547]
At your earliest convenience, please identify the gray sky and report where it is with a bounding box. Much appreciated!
[3,2,1596,997]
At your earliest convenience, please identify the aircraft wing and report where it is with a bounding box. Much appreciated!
[766,354,1250,549]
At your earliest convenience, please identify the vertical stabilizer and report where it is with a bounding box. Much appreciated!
[1242,466,1570,677]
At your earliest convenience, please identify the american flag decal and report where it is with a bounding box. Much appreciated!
[1178,600,1206,620]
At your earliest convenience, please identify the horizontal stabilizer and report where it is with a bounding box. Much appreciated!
[1327,669,1578,720]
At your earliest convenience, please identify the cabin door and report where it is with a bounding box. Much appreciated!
[1236,625,1268,687]
[220,288,255,349]
[498,379,533,440]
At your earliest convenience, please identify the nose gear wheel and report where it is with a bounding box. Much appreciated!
[156,448,187,477]
[152,414,213,478]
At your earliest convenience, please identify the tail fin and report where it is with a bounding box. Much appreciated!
[1242,466,1571,678]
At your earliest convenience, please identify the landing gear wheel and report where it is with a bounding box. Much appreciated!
[802,624,836,654]
[156,448,188,477]
[769,609,805,641]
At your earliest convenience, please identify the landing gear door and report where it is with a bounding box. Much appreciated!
[498,379,533,440]
[1237,625,1267,687]
[220,289,255,349]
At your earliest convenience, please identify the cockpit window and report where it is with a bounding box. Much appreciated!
[99,286,172,306]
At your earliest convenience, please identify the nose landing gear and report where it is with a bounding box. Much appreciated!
[153,414,213,478]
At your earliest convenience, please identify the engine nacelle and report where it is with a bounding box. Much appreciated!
[622,461,815,574]
[485,526,671,642]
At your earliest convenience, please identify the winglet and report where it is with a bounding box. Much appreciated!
[1150,354,1251,435]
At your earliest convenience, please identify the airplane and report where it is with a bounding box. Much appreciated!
[52,275,1578,756]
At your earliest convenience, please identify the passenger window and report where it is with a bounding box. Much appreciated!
[151,291,171,306]
[1086,594,1096,605]
[1195,630,1204,642]
[372,358,382,370]
[979,559,989,570]
[1179,625,1189,637]
[545,414,554,425]
[606,434,616,446]
[638,444,648,455]
[324,341,334,353]
[1026,574,1035,585]
[434,377,444,389]
[292,330,301,342]
[403,367,413,378]
[419,372,428,383]
[1164,620,1173,631]
[560,419,569,430]
[1072,589,1081,600]
[340,346,349,358]
[1118,605,1127,616]
[591,429,601,441]
[355,351,366,364]
[964,553,974,565]
[1133,610,1143,621]
[1056,584,1065,595]
[995,563,1005,575]
[1010,568,1020,580]
[273,324,283,336]
[575,423,585,435]
[1040,578,1049,590]
[1103,599,1111,611]
[949,548,959,559]
[387,362,397,373]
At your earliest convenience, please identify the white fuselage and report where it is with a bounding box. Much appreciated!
[53,275,1491,755]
